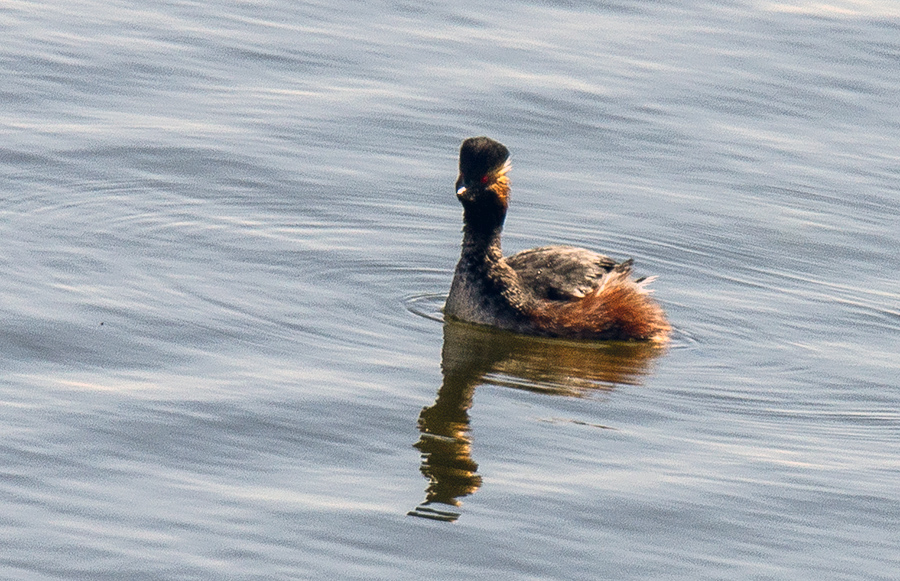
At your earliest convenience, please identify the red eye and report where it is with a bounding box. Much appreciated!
[480,175,489,184]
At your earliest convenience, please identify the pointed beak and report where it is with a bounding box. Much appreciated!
[455,175,467,198]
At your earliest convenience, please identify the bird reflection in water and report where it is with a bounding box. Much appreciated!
[408,319,666,522]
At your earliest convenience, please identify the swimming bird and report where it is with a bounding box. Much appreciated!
[444,136,670,342]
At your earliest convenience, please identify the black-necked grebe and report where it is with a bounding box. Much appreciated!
[444,136,670,342]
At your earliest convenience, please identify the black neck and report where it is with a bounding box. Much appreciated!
[460,201,506,261]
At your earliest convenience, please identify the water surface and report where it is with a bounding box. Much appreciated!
[2,0,899,579]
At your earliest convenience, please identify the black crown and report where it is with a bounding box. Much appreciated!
[459,137,510,179]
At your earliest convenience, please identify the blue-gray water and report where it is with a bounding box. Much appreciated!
[2,0,899,579]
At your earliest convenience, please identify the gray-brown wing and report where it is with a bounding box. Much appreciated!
[503,245,618,302]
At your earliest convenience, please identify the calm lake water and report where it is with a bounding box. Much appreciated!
[2,0,899,578]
